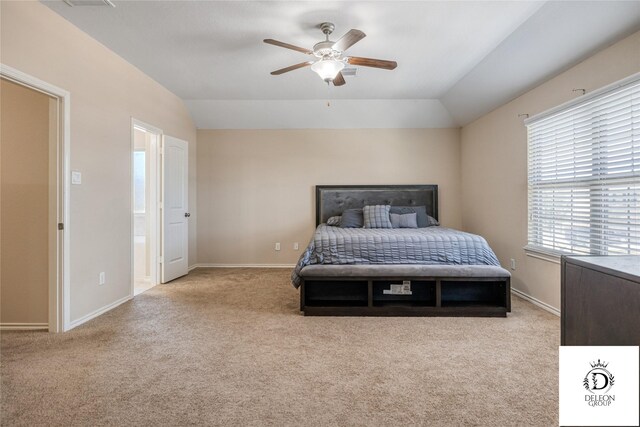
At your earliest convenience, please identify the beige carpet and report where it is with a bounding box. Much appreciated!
[1,268,560,426]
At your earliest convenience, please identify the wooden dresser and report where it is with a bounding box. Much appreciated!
[561,255,640,346]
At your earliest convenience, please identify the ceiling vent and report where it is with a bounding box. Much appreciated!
[63,0,115,7]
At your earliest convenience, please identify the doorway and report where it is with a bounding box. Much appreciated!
[1,78,53,329]
[0,65,70,332]
[131,120,160,296]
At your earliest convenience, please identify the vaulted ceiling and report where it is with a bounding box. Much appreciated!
[45,1,640,128]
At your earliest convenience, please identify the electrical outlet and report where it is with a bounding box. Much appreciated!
[99,272,106,285]
[293,242,299,251]
[510,259,516,270]
[275,242,281,251]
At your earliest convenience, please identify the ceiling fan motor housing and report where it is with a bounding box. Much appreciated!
[315,22,341,58]
[313,40,340,58]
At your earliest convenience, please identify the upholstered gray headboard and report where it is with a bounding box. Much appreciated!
[315,185,438,226]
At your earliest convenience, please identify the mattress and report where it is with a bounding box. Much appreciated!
[291,225,501,287]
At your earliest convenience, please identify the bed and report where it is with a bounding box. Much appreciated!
[293,185,511,317]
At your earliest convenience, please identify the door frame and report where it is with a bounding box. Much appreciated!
[130,118,162,297]
[0,64,70,332]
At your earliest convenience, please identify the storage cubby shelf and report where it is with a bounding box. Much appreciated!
[301,276,510,317]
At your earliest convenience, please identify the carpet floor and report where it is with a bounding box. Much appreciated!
[1,268,560,426]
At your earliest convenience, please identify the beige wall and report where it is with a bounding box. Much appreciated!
[0,79,51,324]
[460,30,640,311]
[1,1,197,323]
[197,129,461,265]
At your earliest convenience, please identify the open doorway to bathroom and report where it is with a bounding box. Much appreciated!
[132,120,160,296]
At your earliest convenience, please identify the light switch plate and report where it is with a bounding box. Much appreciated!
[71,171,82,185]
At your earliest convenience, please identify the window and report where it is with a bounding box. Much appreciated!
[526,75,640,258]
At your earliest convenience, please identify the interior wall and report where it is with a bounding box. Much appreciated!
[0,1,197,324]
[460,30,640,311]
[197,128,461,265]
[0,79,51,325]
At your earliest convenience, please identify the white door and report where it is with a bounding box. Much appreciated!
[161,135,189,283]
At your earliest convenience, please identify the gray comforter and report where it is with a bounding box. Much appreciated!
[291,225,500,287]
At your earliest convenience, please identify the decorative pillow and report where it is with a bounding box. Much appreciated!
[363,205,393,229]
[390,206,439,227]
[326,216,341,226]
[340,209,364,228]
[425,215,439,227]
[390,213,418,228]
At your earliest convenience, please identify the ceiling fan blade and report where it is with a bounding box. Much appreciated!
[332,29,366,52]
[263,39,313,55]
[270,61,314,75]
[347,56,397,70]
[332,72,346,86]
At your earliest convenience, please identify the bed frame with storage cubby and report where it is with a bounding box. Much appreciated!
[298,185,511,317]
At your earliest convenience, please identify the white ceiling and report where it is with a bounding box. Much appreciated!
[44,0,640,129]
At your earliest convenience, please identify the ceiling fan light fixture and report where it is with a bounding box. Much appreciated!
[311,59,345,82]
[265,23,395,87]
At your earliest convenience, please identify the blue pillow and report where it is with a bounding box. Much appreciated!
[390,206,439,227]
[340,209,364,228]
[390,213,418,228]
[363,205,393,229]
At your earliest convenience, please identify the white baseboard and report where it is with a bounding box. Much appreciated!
[511,288,560,317]
[188,264,199,272]
[0,323,48,331]
[67,294,131,330]
[190,263,296,269]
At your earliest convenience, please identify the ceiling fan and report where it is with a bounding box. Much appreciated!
[264,22,397,86]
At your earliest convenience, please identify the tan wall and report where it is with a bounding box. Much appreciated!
[460,30,640,311]
[1,1,197,323]
[197,129,461,265]
[0,79,51,324]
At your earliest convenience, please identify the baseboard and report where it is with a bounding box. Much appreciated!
[190,263,296,269]
[67,294,131,331]
[188,264,199,272]
[511,288,560,317]
[0,323,48,331]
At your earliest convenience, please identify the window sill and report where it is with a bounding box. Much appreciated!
[523,245,562,264]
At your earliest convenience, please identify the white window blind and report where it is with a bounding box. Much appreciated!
[526,76,640,257]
